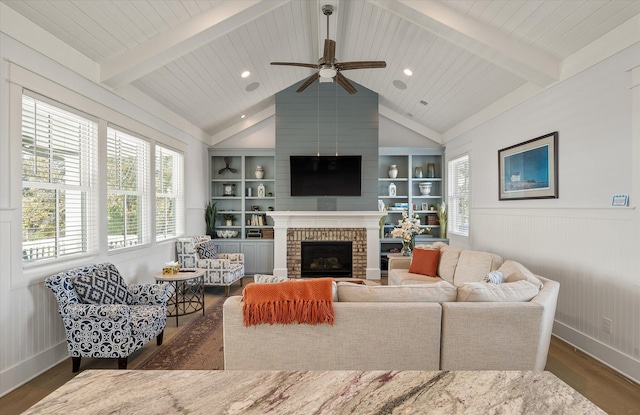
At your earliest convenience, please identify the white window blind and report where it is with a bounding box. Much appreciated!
[155,145,184,241]
[107,127,150,251]
[21,93,98,263]
[447,154,469,236]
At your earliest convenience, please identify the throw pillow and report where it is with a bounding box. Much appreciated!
[456,280,539,302]
[254,274,289,283]
[196,240,218,259]
[72,265,132,305]
[499,260,543,290]
[482,270,505,284]
[337,281,457,303]
[408,248,440,277]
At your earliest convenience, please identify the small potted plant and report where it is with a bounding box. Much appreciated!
[204,201,217,238]
[223,213,234,227]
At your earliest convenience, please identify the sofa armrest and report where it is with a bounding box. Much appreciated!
[129,283,173,306]
[388,256,411,270]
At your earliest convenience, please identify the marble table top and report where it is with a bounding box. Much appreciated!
[23,370,605,415]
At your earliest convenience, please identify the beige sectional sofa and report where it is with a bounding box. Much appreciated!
[223,243,559,371]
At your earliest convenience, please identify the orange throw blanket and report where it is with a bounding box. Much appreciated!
[243,278,334,327]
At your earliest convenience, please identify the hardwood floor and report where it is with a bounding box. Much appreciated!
[2,278,639,415]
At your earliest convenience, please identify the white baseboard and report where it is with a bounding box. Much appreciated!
[0,342,68,397]
[553,321,640,384]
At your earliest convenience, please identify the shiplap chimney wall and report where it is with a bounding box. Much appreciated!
[274,81,378,211]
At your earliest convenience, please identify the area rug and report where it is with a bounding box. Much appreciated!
[137,295,227,370]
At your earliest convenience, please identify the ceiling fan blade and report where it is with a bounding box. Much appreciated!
[271,62,318,69]
[296,73,320,92]
[336,61,387,71]
[323,39,336,63]
[218,167,228,174]
[335,72,357,95]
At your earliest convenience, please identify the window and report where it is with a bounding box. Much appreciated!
[155,145,184,241]
[107,127,150,250]
[447,154,469,236]
[21,94,98,263]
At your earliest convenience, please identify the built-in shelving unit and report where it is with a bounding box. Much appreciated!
[378,148,446,239]
[209,149,275,274]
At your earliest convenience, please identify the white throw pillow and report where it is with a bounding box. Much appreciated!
[499,260,543,290]
[337,281,457,303]
[456,280,539,302]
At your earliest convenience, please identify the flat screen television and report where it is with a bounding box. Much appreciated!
[290,155,362,196]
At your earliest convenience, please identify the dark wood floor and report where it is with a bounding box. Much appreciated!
[2,278,639,415]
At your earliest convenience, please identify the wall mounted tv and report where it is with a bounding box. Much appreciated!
[290,155,362,197]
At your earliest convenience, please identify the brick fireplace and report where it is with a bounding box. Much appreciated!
[267,211,384,280]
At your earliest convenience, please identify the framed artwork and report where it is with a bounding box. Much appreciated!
[421,203,429,211]
[498,132,558,200]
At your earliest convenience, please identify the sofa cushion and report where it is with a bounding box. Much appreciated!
[437,244,462,285]
[408,248,440,277]
[453,250,503,286]
[456,280,539,302]
[388,267,442,286]
[196,240,218,259]
[72,266,132,305]
[500,260,543,290]
[338,281,457,303]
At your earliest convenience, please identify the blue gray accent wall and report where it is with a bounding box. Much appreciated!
[275,80,378,211]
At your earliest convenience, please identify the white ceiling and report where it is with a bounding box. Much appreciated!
[3,0,639,144]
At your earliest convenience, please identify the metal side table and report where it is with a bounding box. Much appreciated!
[154,268,205,326]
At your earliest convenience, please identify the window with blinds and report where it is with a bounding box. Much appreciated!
[107,127,150,251]
[21,93,98,263]
[155,145,184,241]
[447,154,470,236]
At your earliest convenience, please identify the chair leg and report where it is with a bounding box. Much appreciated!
[72,356,81,373]
[225,285,230,297]
[157,330,164,346]
[118,357,128,370]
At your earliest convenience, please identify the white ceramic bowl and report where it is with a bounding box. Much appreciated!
[216,230,238,238]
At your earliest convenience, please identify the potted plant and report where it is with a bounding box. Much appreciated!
[223,213,234,227]
[205,201,217,237]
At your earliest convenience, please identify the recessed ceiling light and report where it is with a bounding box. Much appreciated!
[419,100,428,106]
[240,114,246,119]
[403,68,413,76]
[392,80,407,90]
[241,71,250,78]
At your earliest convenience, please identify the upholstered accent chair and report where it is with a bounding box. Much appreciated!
[45,263,171,372]
[176,235,244,296]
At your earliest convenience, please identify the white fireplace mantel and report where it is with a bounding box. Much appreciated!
[266,211,385,280]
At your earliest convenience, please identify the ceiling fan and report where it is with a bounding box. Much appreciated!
[271,4,386,94]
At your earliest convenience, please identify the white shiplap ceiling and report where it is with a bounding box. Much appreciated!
[3,0,639,144]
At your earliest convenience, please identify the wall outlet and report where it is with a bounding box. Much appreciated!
[602,317,612,334]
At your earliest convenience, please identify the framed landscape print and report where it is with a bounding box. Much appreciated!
[498,132,558,200]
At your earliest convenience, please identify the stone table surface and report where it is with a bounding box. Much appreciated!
[22,370,605,415]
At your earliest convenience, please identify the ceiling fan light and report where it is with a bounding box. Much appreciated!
[319,77,333,83]
[319,67,337,78]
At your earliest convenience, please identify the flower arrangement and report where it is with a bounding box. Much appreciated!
[391,210,424,241]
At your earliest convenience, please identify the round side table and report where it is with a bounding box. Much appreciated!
[154,268,205,326]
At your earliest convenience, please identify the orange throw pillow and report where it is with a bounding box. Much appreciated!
[408,249,441,277]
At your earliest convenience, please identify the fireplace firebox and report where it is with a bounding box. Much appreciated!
[301,241,353,278]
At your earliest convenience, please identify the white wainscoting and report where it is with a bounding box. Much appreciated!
[471,206,640,382]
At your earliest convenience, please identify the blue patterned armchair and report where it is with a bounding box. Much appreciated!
[45,263,172,372]
[176,236,244,296]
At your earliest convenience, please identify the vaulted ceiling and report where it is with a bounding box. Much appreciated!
[3,0,639,145]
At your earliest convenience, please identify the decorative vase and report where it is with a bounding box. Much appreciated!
[226,219,233,226]
[388,182,396,197]
[414,167,423,178]
[419,182,432,195]
[388,165,398,178]
[401,240,412,256]
[257,183,265,197]
[255,166,264,179]
[427,163,436,178]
